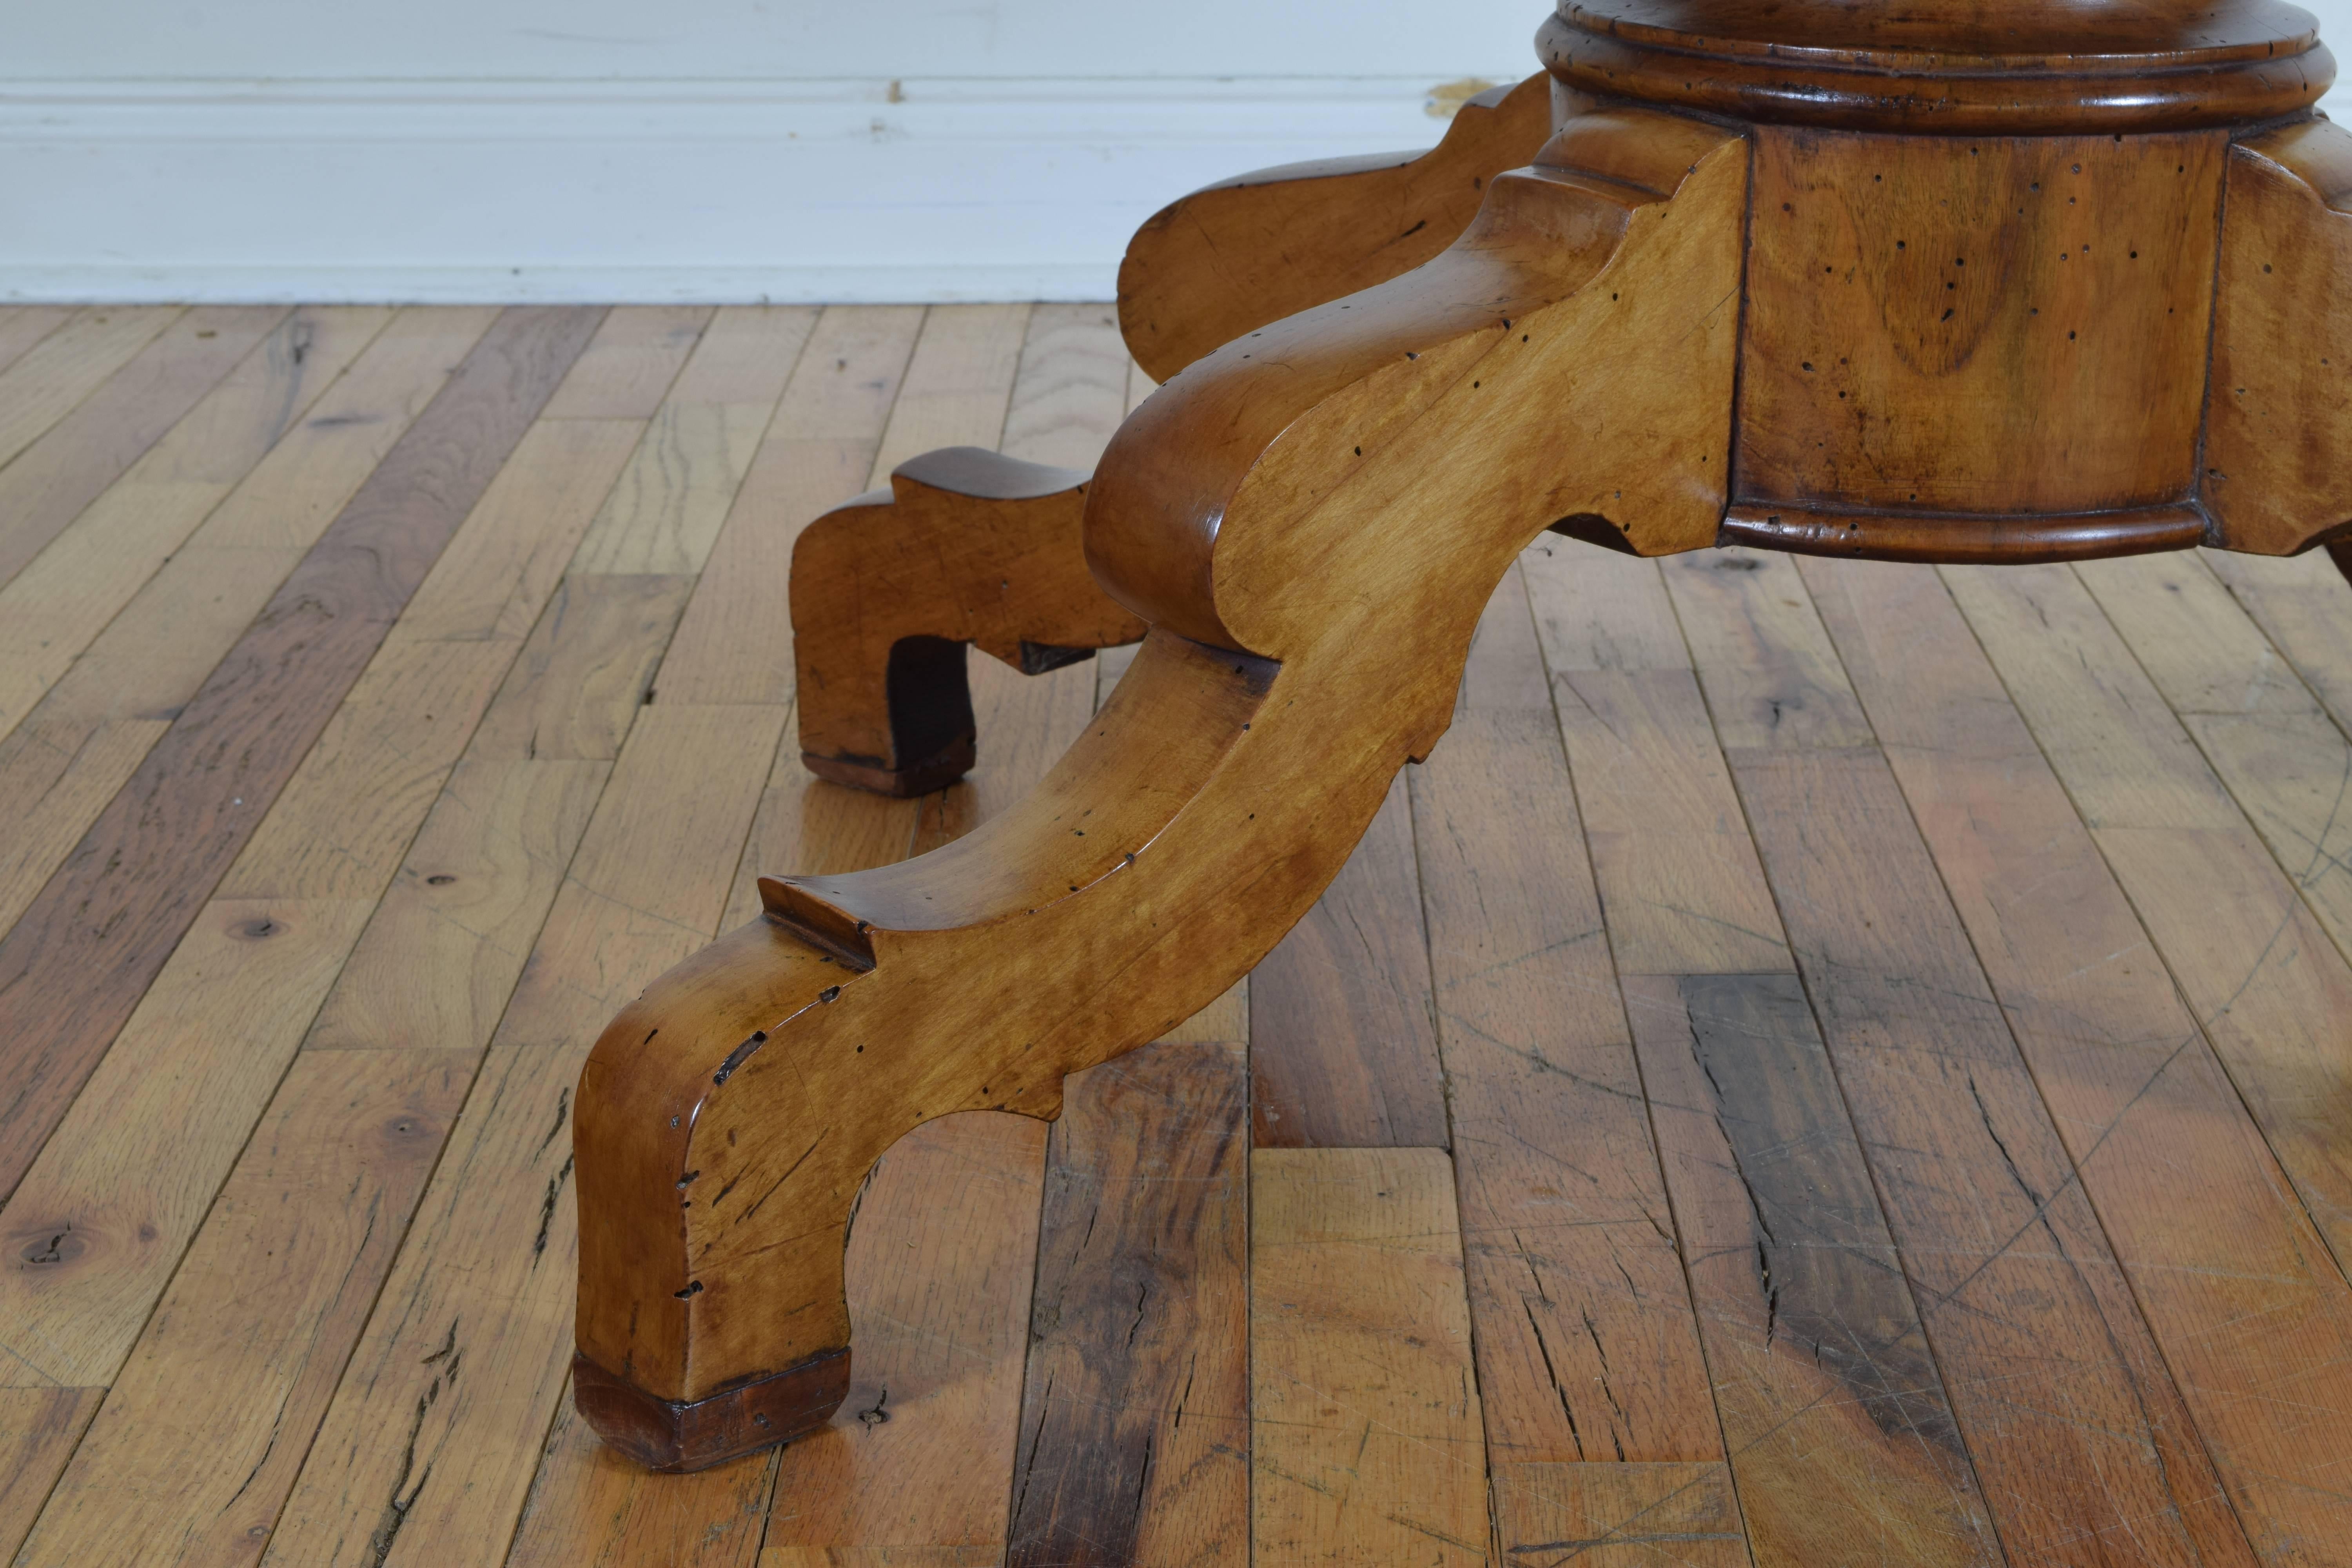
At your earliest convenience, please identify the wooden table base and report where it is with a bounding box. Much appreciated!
[570,0,2352,1471]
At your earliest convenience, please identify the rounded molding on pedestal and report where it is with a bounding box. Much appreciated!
[1541,0,2334,132]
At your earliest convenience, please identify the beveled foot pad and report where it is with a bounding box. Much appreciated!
[572,1347,851,1471]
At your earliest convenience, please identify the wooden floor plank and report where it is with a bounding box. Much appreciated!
[0,897,378,1389]
[866,304,1032,477]
[2078,551,2352,971]
[4,313,720,1565]
[1942,561,2352,1259]
[1524,542,1785,978]
[29,635,653,1564]
[0,397,654,1395]
[0,1389,100,1565]
[455,305,934,1565]
[760,1112,1049,1552]
[1803,553,2352,1564]
[261,701,784,1568]
[0,306,291,590]
[1250,1146,1490,1566]
[0,306,602,1201]
[1249,773,1449,1150]
[1733,746,2255,1568]
[1006,1039,1251,1568]
[0,325,693,1553]
[0,308,501,944]
[764,1550,1000,1567]
[2203,546,2352,732]
[1493,1461,1746,1568]
[13,1050,472,1568]
[508,1394,777,1568]
[1524,539,2003,1564]
[213,419,652,901]
[1658,551,1876,755]
[0,306,180,475]
[660,306,926,711]
[1415,570,1720,1468]
[570,307,817,576]
[1683,548,2255,1566]
[998,302,1129,471]
[0,307,392,741]
[1623,972,1995,1568]
[539,306,717,421]
[0,307,78,381]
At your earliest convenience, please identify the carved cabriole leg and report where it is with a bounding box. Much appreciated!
[572,101,1748,1472]
[793,74,1557,800]
[790,448,1144,796]
[2205,117,2352,592]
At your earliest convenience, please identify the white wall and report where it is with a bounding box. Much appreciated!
[0,1,1534,303]
[5,0,2349,304]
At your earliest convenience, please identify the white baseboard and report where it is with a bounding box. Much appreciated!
[0,77,1465,303]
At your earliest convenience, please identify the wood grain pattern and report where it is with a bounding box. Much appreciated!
[760,1112,1047,1554]
[13,1050,471,1568]
[0,306,391,740]
[762,1550,998,1568]
[867,305,1031,478]
[1250,1147,1490,1566]
[508,1388,777,1568]
[0,898,376,1390]
[1802,551,2352,1561]
[0,306,180,475]
[572,107,1748,1469]
[1001,303,1131,472]
[0,306,601,1201]
[2203,546,2352,733]
[1413,571,1719,1467]
[209,303,762,1561]
[1731,746,2254,1568]
[539,306,715,422]
[659,307,926,710]
[1942,560,2352,1256]
[2205,120,2352,555]
[1006,1039,1249,1568]
[570,308,815,577]
[0,306,292,589]
[1249,771,1447,1149]
[2078,550,2352,969]
[1624,972,1996,1568]
[262,701,783,1568]
[1117,74,1554,381]
[1524,541,1785,976]
[1688,545,2254,1564]
[1492,1461,1745,1568]
[0,1388,100,1565]
[0,307,78,382]
[1735,127,2220,517]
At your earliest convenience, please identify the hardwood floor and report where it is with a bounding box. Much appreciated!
[0,300,2348,1566]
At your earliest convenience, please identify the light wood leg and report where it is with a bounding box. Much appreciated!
[790,76,1555,799]
[1117,72,1555,381]
[791,447,1143,796]
[573,102,1749,1472]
